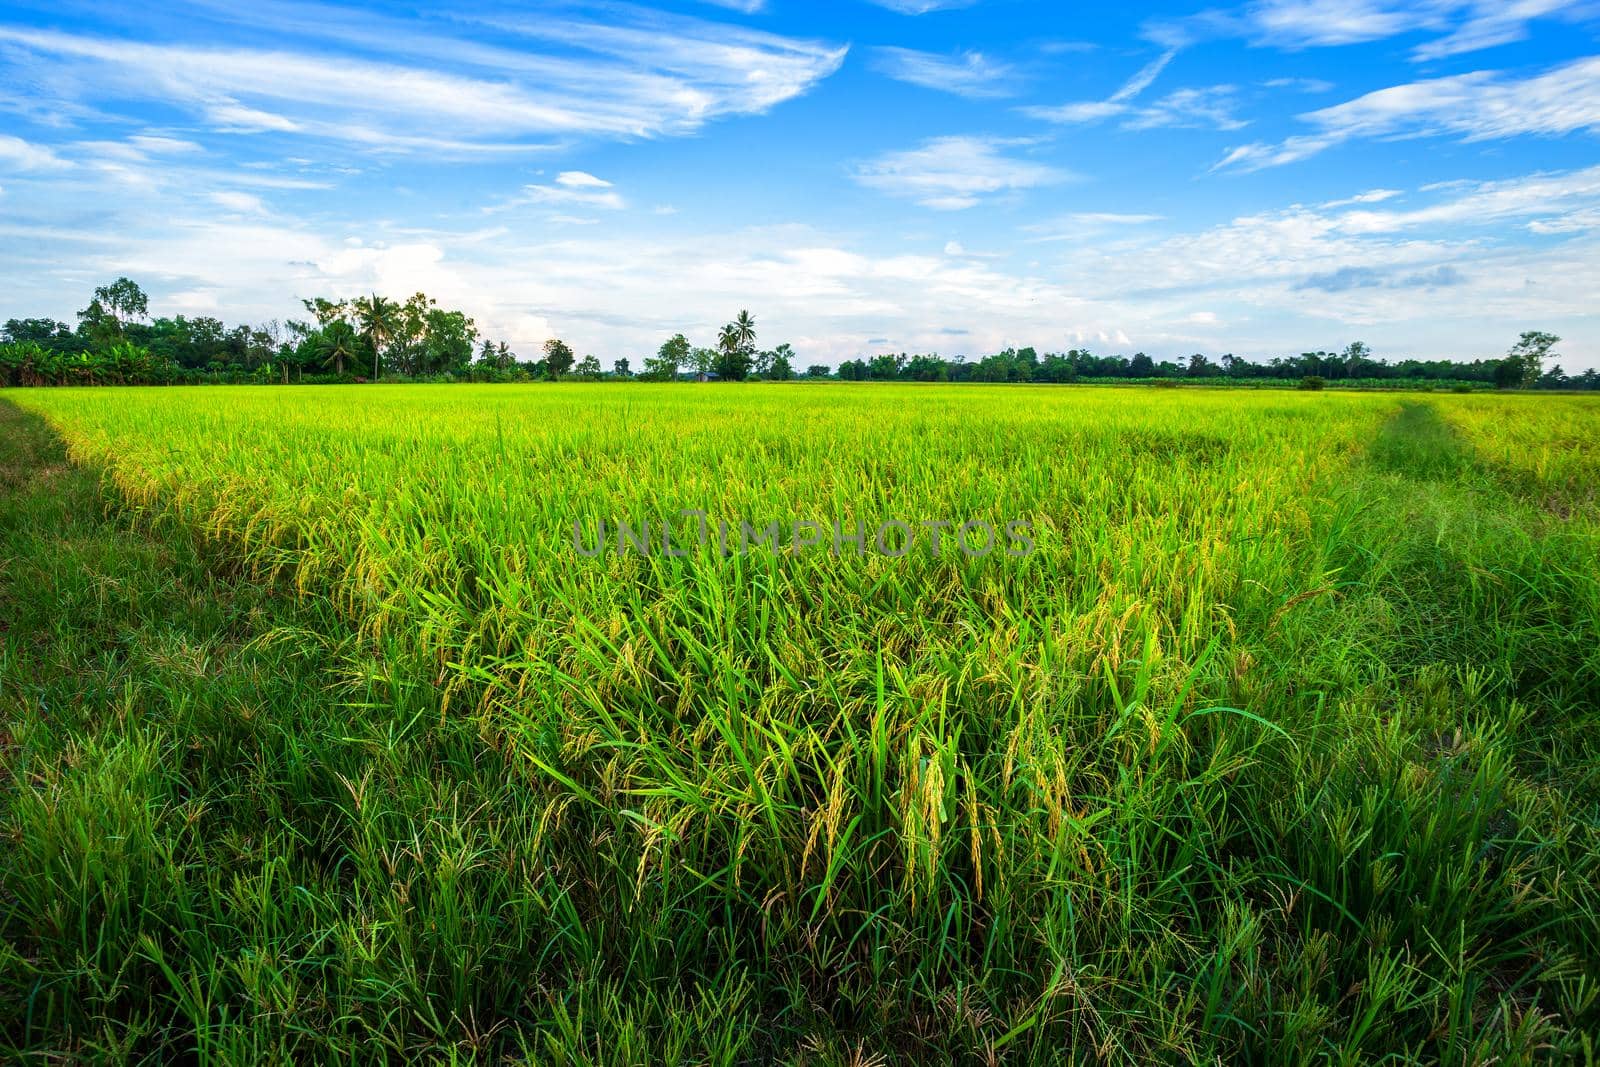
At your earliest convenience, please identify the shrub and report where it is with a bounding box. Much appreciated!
[1299,375,1326,391]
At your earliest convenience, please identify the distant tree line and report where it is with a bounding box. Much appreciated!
[1,278,1591,391]
[0,279,515,387]
[832,335,1591,391]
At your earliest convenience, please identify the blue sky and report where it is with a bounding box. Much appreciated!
[2,0,1598,370]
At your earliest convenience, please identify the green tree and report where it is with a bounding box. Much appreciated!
[714,323,750,381]
[645,333,690,381]
[4,318,75,349]
[316,321,359,376]
[768,343,794,381]
[302,298,349,329]
[93,277,149,330]
[1508,331,1560,387]
[1341,341,1372,379]
[733,310,756,352]
[353,294,399,379]
[574,354,602,380]
[869,352,906,380]
[691,347,716,381]
[1494,357,1527,390]
[543,338,576,379]
[422,308,476,376]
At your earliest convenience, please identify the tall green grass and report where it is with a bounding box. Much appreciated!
[3,385,1597,1062]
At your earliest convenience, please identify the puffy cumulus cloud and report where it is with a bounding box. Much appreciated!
[1033,166,1600,364]
[2,139,1597,370]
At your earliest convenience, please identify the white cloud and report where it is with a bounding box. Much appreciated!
[1112,50,1178,102]
[555,171,613,189]
[1123,86,1247,131]
[1024,213,1165,242]
[1216,56,1600,171]
[0,14,847,153]
[1023,51,1171,123]
[874,47,1016,98]
[210,190,267,214]
[496,179,627,212]
[1412,0,1586,60]
[1333,165,1600,233]
[1321,188,1403,208]
[853,136,1068,210]
[863,0,979,12]
[1152,0,1587,60]
[1024,51,1245,132]
[1146,0,1590,59]
[1247,0,1437,47]
[1041,165,1600,349]
[4,161,1598,368]
[0,134,71,171]
[1264,77,1335,93]
[208,103,302,133]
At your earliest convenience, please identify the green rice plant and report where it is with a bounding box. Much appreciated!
[2,385,1597,1063]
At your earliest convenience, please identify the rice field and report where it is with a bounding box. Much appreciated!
[3,384,1599,1063]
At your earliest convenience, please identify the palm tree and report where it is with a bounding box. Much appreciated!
[317,320,358,376]
[733,310,756,351]
[715,323,749,381]
[354,293,399,380]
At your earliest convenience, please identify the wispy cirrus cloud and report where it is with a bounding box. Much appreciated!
[1146,0,1592,60]
[1023,212,1165,243]
[1332,165,1600,234]
[852,136,1068,210]
[1023,51,1246,131]
[492,171,626,215]
[1215,55,1600,171]
[863,0,979,12]
[873,47,1017,97]
[0,7,847,155]
[1022,50,1176,124]
[0,134,71,171]
[1415,0,1591,59]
